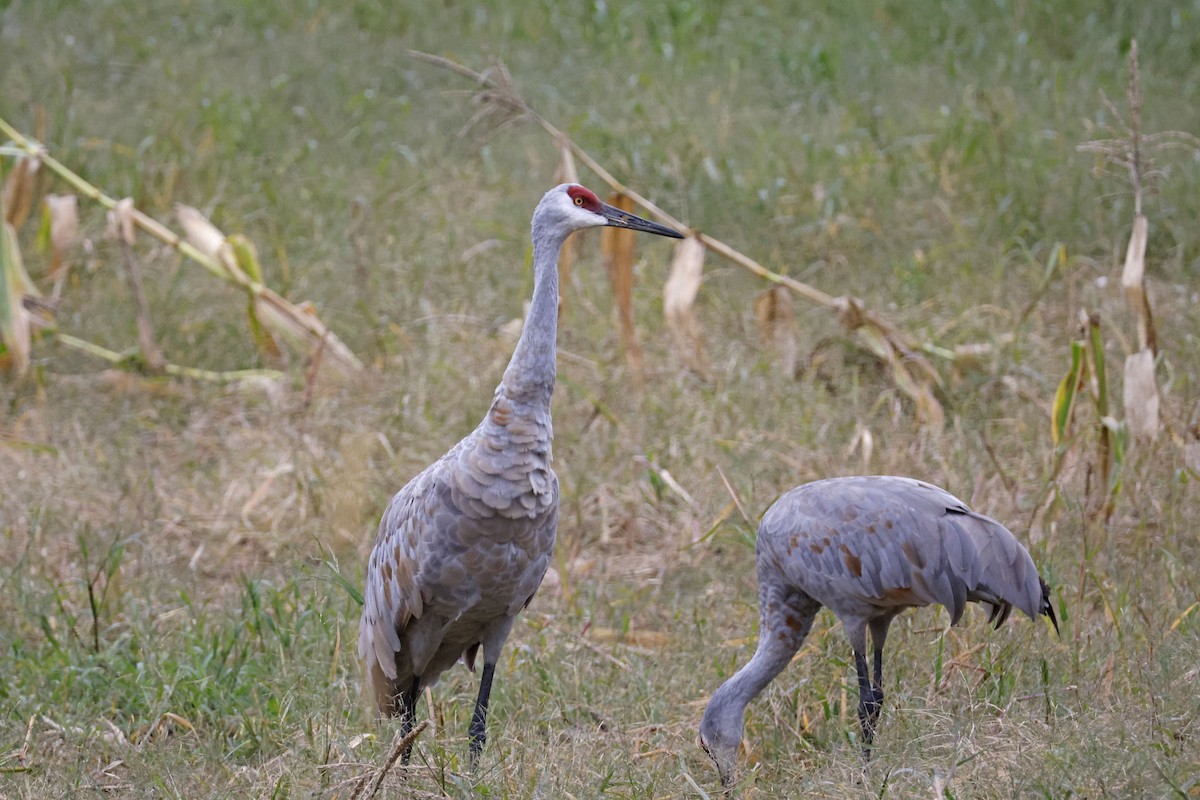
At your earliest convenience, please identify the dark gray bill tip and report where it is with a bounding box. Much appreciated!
[600,202,685,239]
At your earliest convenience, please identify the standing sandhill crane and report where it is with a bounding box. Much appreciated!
[359,184,682,763]
[699,475,1057,792]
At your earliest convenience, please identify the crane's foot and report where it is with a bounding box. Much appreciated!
[399,676,421,766]
[468,706,487,764]
[857,685,884,760]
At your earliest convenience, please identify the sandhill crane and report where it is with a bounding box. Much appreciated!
[359,184,682,763]
[699,475,1057,792]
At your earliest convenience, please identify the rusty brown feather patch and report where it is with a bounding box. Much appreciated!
[840,544,863,577]
[901,539,925,569]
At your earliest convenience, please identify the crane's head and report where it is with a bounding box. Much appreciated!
[535,184,684,239]
[699,697,742,795]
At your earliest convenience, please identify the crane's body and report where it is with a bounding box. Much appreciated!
[700,475,1057,792]
[359,183,682,761]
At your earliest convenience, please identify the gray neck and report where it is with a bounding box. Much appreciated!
[700,637,795,764]
[702,662,764,742]
[499,221,565,403]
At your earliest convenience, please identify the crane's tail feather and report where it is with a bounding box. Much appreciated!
[1040,577,1060,636]
[987,600,1014,629]
[463,642,480,672]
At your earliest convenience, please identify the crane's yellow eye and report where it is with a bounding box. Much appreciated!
[574,196,584,206]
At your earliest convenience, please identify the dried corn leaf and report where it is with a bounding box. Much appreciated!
[43,194,78,278]
[106,197,137,245]
[253,291,360,373]
[230,234,281,359]
[1121,214,1156,352]
[176,204,243,281]
[600,192,641,372]
[1123,348,1159,441]
[0,219,32,376]
[845,298,944,427]
[1120,214,1147,291]
[1052,340,1085,446]
[890,358,944,427]
[835,294,944,426]
[229,234,263,284]
[754,285,797,375]
[2,155,39,229]
[664,235,709,376]
[845,423,874,468]
[177,204,360,373]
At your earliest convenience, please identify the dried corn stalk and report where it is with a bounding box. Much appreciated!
[408,51,948,427]
[663,235,709,377]
[1077,40,1199,448]
[600,192,643,374]
[554,137,580,320]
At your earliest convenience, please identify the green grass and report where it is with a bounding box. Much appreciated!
[3,0,1200,796]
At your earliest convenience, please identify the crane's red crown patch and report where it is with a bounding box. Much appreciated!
[566,185,601,211]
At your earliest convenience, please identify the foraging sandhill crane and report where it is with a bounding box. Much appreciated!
[359,184,682,762]
[699,475,1058,792]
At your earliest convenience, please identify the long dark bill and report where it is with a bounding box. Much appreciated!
[599,202,684,239]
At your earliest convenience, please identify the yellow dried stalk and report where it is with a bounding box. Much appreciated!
[408,51,946,425]
[54,333,283,385]
[600,192,643,374]
[663,235,709,378]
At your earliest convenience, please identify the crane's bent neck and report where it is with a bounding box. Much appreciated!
[499,224,565,404]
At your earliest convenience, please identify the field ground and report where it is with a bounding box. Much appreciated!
[2,1,1199,797]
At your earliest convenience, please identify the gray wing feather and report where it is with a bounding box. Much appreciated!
[358,462,441,681]
[358,394,558,705]
[760,476,1045,624]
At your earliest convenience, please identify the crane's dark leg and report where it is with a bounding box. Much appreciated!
[400,676,421,765]
[853,649,882,757]
[862,647,885,748]
[468,662,496,763]
[857,617,891,758]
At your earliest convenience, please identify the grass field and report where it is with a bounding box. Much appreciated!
[3,1,1200,797]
